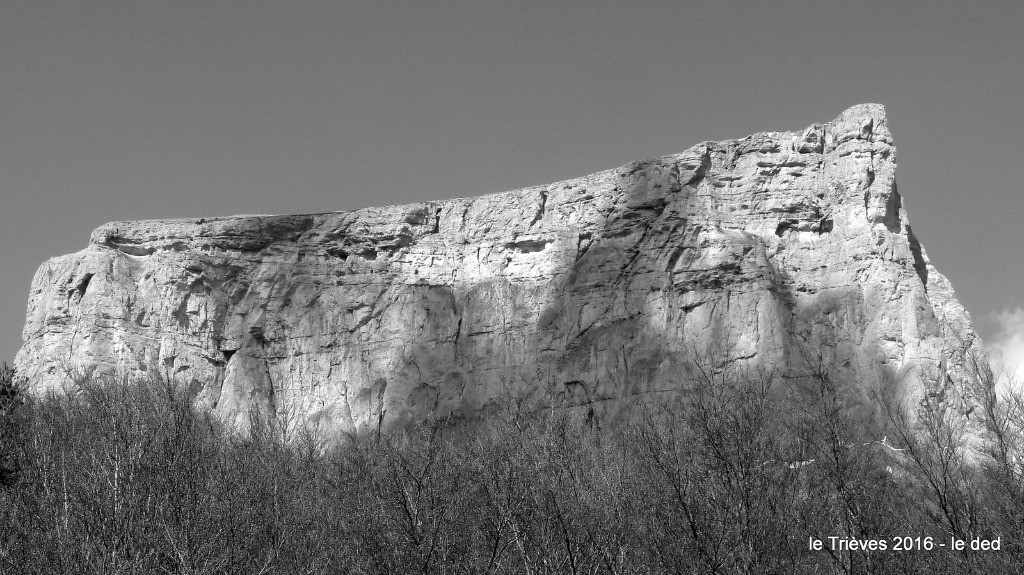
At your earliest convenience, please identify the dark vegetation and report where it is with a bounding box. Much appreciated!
[2,355,1024,574]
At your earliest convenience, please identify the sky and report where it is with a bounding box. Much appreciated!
[1,1,1022,378]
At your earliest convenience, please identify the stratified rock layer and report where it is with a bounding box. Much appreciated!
[16,104,985,436]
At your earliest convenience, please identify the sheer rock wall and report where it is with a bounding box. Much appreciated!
[16,104,985,436]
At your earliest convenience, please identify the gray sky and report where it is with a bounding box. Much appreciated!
[2,0,1023,373]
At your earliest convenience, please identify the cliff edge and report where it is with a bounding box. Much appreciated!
[16,104,987,437]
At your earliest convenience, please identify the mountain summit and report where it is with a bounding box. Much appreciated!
[16,104,986,437]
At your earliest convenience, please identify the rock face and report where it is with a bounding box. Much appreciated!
[16,104,986,437]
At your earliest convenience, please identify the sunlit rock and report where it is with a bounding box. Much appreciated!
[16,104,987,438]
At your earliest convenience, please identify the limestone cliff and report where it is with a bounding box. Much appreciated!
[16,104,986,436]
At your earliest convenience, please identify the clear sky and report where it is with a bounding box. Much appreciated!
[2,1,1022,376]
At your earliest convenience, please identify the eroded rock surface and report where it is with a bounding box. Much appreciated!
[16,104,986,437]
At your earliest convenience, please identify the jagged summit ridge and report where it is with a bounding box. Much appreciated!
[16,104,984,436]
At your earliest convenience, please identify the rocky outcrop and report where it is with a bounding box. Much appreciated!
[16,104,987,437]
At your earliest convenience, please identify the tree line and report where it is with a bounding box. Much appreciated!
[1,353,1023,574]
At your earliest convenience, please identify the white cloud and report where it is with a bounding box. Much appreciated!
[986,307,1024,393]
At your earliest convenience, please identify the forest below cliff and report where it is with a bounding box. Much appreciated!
[1,354,1023,575]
